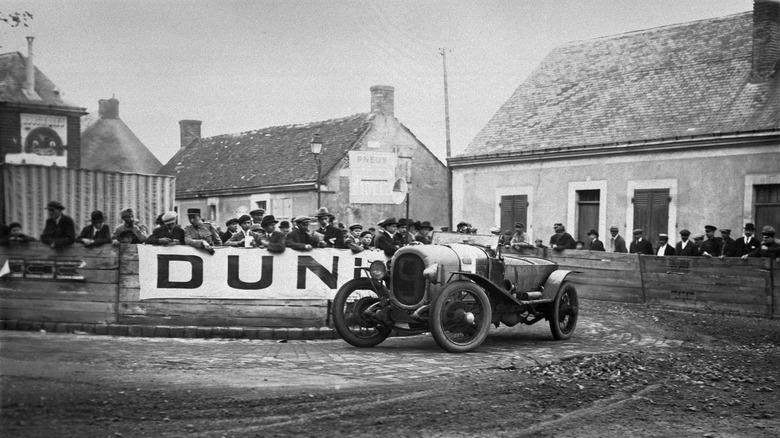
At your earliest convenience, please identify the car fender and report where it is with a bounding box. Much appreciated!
[541,270,578,301]
[341,276,390,299]
[449,272,520,305]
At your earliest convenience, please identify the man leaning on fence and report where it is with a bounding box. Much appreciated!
[40,201,76,249]
[146,211,185,246]
[113,208,148,244]
[742,226,780,260]
[77,210,112,247]
[183,208,221,254]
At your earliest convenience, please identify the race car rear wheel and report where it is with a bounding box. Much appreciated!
[431,281,492,353]
[549,281,579,340]
[332,278,392,348]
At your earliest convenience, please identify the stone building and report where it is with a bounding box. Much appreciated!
[450,0,780,248]
[161,85,449,230]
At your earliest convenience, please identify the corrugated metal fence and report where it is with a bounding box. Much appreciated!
[2,163,175,238]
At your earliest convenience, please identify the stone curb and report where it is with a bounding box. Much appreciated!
[0,320,338,340]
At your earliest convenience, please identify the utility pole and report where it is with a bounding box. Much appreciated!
[440,47,453,231]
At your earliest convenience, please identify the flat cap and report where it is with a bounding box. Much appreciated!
[293,215,312,223]
[609,226,619,231]
[120,208,134,218]
[679,229,691,236]
[762,225,776,236]
[349,223,363,231]
[225,218,239,226]
[162,211,178,223]
[237,214,252,224]
[46,200,65,210]
[249,208,265,216]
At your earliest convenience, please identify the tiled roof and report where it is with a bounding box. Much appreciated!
[0,51,82,109]
[81,118,163,174]
[160,113,373,195]
[459,12,780,158]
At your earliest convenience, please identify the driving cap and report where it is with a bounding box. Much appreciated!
[46,200,65,210]
[293,215,312,223]
[360,230,373,238]
[457,221,469,228]
[720,229,731,234]
[225,218,239,226]
[249,208,265,216]
[609,225,619,231]
[762,225,776,236]
[349,223,363,231]
[704,225,717,232]
[632,229,643,234]
[237,214,252,224]
[90,210,105,222]
[679,229,691,236]
[162,211,178,224]
[693,233,705,240]
[120,208,134,218]
[260,215,278,228]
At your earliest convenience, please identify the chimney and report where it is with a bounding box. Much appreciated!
[370,85,394,116]
[179,120,202,149]
[98,97,119,119]
[23,36,40,100]
[751,0,780,82]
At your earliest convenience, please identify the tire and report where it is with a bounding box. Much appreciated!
[332,278,392,348]
[430,281,492,353]
[549,281,579,340]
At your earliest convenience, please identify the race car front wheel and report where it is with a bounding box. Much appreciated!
[332,278,392,348]
[431,281,492,353]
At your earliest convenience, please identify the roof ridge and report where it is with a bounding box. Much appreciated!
[199,112,371,142]
[563,11,750,46]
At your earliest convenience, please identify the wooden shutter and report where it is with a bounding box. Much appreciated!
[500,195,528,233]
[633,189,669,242]
[755,184,780,232]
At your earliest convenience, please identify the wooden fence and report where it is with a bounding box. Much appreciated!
[1,243,778,329]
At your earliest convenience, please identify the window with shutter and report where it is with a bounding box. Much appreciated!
[576,190,600,248]
[633,189,669,243]
[755,184,780,231]
[500,195,528,233]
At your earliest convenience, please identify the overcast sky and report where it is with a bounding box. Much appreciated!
[2,0,752,165]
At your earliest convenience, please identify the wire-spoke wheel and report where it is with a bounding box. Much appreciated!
[332,278,391,348]
[549,281,579,340]
[430,281,492,353]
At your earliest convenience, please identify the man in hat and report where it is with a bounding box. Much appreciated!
[743,226,780,259]
[183,208,221,254]
[375,217,400,257]
[656,233,675,256]
[344,223,365,253]
[77,210,112,247]
[279,220,291,236]
[415,221,434,245]
[286,216,318,251]
[733,223,759,257]
[456,221,471,234]
[220,218,240,244]
[550,224,576,251]
[587,229,605,252]
[112,208,148,244]
[510,222,534,250]
[250,208,265,225]
[314,207,345,249]
[40,200,76,249]
[719,229,736,258]
[257,215,286,253]
[0,222,36,245]
[629,229,654,255]
[608,226,628,253]
[699,225,722,258]
[146,211,185,245]
[394,218,415,247]
[675,229,698,256]
[692,233,706,255]
[226,214,256,247]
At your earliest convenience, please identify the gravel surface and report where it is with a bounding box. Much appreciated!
[2,300,779,437]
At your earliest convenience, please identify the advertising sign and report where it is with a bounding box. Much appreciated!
[348,151,402,204]
[137,245,389,300]
[5,114,68,166]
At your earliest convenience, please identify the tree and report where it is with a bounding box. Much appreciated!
[0,11,33,28]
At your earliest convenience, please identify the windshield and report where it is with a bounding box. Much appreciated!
[431,231,500,249]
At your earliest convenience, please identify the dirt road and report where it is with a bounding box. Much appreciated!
[2,300,779,437]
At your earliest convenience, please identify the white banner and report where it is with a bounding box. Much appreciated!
[348,151,398,204]
[137,245,389,300]
[6,113,69,166]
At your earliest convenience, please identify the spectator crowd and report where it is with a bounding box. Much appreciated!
[503,221,779,259]
[2,201,778,260]
[0,201,440,257]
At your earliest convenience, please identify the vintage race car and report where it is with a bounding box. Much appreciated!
[332,232,579,353]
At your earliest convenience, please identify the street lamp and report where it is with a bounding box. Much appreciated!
[310,133,323,209]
